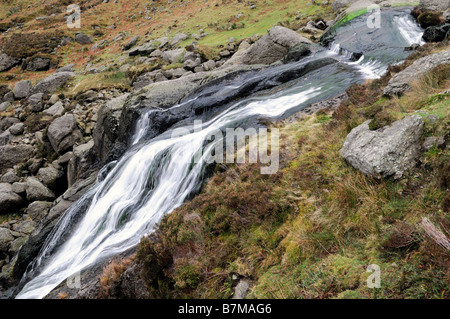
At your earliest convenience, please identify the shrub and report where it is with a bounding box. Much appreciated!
[417,11,441,29]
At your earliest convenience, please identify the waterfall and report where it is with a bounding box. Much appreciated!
[15,8,424,299]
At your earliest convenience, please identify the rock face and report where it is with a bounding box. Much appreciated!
[13,80,32,99]
[0,54,19,72]
[31,72,75,95]
[47,114,82,153]
[241,26,312,65]
[384,50,450,96]
[340,115,424,179]
[0,145,34,170]
[419,0,450,11]
[26,57,51,71]
[93,94,129,164]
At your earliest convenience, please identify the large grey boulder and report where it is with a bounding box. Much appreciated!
[384,50,450,96]
[37,166,63,189]
[25,177,55,202]
[47,114,82,153]
[28,93,44,112]
[0,54,19,72]
[13,80,32,99]
[26,56,51,71]
[170,33,188,46]
[241,26,312,65]
[43,101,64,117]
[0,145,34,170]
[0,183,24,214]
[419,0,450,11]
[128,42,157,56]
[31,72,75,95]
[340,115,424,179]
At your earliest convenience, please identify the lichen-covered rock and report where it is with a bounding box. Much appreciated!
[0,54,19,72]
[384,50,450,96]
[340,115,424,179]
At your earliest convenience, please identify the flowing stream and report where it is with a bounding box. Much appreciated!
[16,8,423,299]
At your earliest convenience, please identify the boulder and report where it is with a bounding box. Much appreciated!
[47,114,82,153]
[1,170,19,184]
[43,101,64,117]
[128,42,157,56]
[13,80,32,99]
[340,115,424,179]
[123,36,139,50]
[26,201,53,222]
[9,123,24,136]
[0,117,19,131]
[26,57,51,71]
[283,43,312,63]
[67,140,94,186]
[75,32,93,44]
[31,72,75,95]
[0,101,10,112]
[241,26,312,65]
[419,0,450,11]
[25,177,55,202]
[445,9,450,23]
[37,166,63,189]
[0,145,34,170]
[232,279,251,299]
[384,50,450,96]
[0,54,19,72]
[0,228,14,252]
[422,24,450,42]
[162,48,185,64]
[27,93,44,112]
[0,183,24,214]
[170,33,188,46]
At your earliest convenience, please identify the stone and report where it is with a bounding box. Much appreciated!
[75,32,93,44]
[0,183,24,214]
[25,177,55,202]
[1,170,19,183]
[202,60,216,71]
[48,95,60,105]
[123,36,139,50]
[0,228,14,252]
[26,201,53,222]
[422,24,450,42]
[11,182,26,194]
[384,50,450,96]
[283,43,312,63]
[13,80,32,99]
[241,26,312,65]
[13,220,36,235]
[232,279,251,299]
[47,114,82,153]
[128,42,157,56]
[0,145,34,170]
[43,101,64,117]
[31,72,75,95]
[37,166,63,188]
[28,93,44,112]
[161,48,185,64]
[9,122,24,136]
[67,140,94,186]
[340,115,424,179]
[0,54,19,72]
[170,33,188,46]
[0,102,10,112]
[0,117,19,131]
[56,64,75,73]
[445,10,450,23]
[26,56,51,71]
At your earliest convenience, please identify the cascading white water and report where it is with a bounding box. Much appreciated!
[15,9,425,299]
[394,15,425,46]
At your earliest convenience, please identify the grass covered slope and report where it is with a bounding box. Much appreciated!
[132,42,450,299]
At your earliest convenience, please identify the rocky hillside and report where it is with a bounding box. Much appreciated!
[0,0,449,299]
